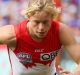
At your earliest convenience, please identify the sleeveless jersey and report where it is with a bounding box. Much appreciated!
[10,20,62,75]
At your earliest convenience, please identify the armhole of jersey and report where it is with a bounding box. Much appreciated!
[13,20,28,51]
[53,20,60,33]
[53,20,62,47]
[13,24,21,51]
[56,21,62,47]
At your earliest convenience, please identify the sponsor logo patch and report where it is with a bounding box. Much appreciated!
[16,52,32,64]
[40,50,59,61]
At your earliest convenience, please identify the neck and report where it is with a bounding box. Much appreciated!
[31,35,43,42]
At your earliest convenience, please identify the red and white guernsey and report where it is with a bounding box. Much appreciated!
[10,20,62,75]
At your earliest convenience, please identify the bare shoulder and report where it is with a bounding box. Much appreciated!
[0,25,16,48]
[59,22,76,45]
[0,25,14,32]
[0,25,15,38]
[59,22,72,33]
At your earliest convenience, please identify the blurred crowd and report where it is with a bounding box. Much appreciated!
[0,0,29,25]
[61,0,80,37]
[0,0,80,29]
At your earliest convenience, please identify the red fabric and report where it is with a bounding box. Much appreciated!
[53,0,61,7]
[14,20,62,68]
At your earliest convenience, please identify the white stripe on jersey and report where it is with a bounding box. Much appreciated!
[9,50,56,75]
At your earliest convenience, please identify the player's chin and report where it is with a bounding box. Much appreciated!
[37,34,46,39]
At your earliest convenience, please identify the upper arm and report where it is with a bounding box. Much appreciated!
[0,25,16,47]
[59,23,76,46]
[59,23,80,63]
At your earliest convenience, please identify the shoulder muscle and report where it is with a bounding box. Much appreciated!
[0,25,16,47]
[59,23,76,46]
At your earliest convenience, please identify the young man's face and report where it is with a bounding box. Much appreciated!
[27,11,52,40]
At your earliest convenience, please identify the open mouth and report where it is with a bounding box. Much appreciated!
[37,32,45,35]
[38,32,47,37]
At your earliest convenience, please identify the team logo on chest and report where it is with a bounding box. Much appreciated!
[16,52,32,64]
[40,50,59,61]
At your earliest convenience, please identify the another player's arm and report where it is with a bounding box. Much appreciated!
[0,25,16,49]
[59,23,80,64]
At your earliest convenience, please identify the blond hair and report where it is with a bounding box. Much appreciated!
[23,0,61,18]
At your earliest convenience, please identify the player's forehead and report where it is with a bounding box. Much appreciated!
[29,11,52,20]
